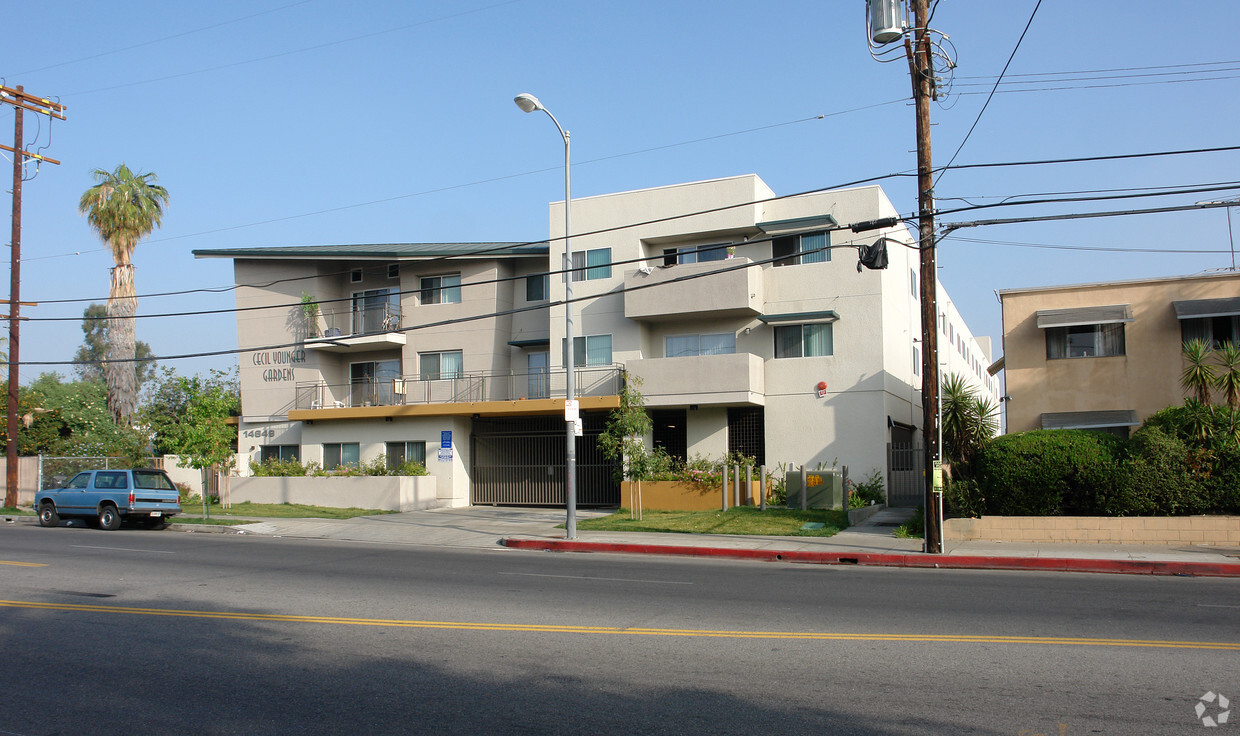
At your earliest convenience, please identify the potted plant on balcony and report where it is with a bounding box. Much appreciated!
[726,245,736,259]
[301,292,321,338]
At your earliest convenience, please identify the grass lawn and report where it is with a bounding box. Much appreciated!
[175,501,396,520]
[576,506,849,537]
[2,507,33,516]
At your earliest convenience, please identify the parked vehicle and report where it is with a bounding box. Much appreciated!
[35,469,182,530]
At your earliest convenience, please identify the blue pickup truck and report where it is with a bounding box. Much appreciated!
[35,469,182,530]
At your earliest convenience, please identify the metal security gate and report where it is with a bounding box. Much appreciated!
[886,443,923,508]
[470,414,619,507]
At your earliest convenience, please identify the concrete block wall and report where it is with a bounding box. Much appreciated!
[944,516,1240,546]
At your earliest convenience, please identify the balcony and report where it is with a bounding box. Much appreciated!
[623,257,763,322]
[303,303,405,353]
[290,365,623,419]
[625,353,764,407]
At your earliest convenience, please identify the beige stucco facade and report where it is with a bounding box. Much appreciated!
[1000,272,1240,434]
[197,174,998,507]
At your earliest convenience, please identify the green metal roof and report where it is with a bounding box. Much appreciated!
[192,242,549,260]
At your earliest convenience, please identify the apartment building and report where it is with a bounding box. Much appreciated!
[196,174,997,508]
[999,271,1240,436]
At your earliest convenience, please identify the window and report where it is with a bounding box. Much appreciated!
[260,445,299,463]
[387,263,400,279]
[527,351,550,398]
[350,269,363,283]
[420,274,461,304]
[134,470,176,491]
[665,333,736,357]
[564,334,612,366]
[352,359,401,405]
[352,288,400,334]
[570,248,611,281]
[386,441,426,471]
[323,443,360,469]
[526,273,548,301]
[420,350,463,380]
[1181,315,1240,348]
[66,473,90,490]
[662,243,729,266]
[773,231,829,267]
[1046,323,1126,359]
[913,346,920,376]
[95,471,129,490]
[910,269,918,297]
[774,323,833,358]
[651,410,687,461]
[727,407,765,466]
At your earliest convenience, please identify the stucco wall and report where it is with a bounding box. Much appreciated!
[230,475,438,512]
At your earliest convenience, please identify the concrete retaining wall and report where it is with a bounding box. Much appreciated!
[621,480,764,511]
[230,475,438,512]
[944,515,1240,546]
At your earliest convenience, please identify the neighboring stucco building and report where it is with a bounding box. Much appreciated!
[195,174,997,507]
[999,271,1240,436]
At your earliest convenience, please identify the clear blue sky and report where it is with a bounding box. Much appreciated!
[5,0,1239,382]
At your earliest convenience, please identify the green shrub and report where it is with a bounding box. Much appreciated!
[1112,427,1208,515]
[248,454,428,478]
[971,429,1127,515]
[848,469,885,509]
[944,478,985,518]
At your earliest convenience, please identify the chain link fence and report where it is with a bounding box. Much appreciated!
[39,456,165,491]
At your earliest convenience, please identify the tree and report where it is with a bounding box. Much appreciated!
[73,303,157,387]
[0,373,146,459]
[940,372,998,468]
[597,375,663,518]
[1214,341,1240,412]
[1181,338,1217,405]
[78,164,169,425]
[141,367,239,458]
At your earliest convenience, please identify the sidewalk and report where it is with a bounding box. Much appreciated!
[168,506,1240,578]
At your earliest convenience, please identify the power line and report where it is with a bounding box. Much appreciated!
[4,0,316,77]
[942,234,1233,255]
[935,0,1042,186]
[952,58,1240,81]
[63,1,526,97]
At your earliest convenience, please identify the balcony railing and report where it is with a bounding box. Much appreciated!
[310,303,401,339]
[294,365,623,410]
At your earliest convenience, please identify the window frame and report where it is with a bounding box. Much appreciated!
[420,274,462,305]
[569,248,612,281]
[1045,323,1127,360]
[386,441,427,471]
[525,273,549,302]
[664,332,736,358]
[773,323,833,359]
[260,444,299,463]
[419,350,464,381]
[323,442,360,469]
[773,231,830,267]
[563,334,613,367]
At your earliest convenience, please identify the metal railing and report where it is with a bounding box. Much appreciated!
[294,365,623,410]
[310,303,401,339]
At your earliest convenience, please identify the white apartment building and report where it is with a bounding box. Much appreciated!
[195,174,997,508]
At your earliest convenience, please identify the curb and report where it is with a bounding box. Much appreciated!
[499,538,1240,578]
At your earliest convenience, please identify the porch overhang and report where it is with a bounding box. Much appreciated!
[289,395,620,422]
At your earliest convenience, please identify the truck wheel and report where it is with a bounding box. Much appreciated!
[38,503,59,527]
[98,505,122,531]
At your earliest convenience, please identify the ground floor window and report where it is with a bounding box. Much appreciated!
[386,441,427,471]
[260,444,299,463]
[651,410,687,461]
[323,442,360,469]
[727,407,765,466]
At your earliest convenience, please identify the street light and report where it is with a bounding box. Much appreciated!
[514,92,578,540]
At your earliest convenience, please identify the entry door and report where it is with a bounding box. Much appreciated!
[352,289,397,335]
[351,359,401,406]
[527,351,549,399]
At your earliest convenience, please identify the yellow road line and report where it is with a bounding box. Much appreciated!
[1,599,1236,650]
[0,561,48,567]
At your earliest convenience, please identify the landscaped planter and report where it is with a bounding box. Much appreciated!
[231,475,438,512]
[621,480,765,511]
[943,515,1240,546]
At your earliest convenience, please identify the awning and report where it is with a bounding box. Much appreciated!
[1041,410,1139,430]
[758,310,840,325]
[507,338,550,348]
[756,214,839,236]
[1172,297,1240,320]
[1035,304,1132,329]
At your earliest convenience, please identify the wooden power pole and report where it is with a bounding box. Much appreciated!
[1,85,65,508]
[906,0,942,553]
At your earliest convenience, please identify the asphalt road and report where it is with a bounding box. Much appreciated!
[1,524,1237,735]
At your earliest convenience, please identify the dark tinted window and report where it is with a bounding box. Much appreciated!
[96,471,129,490]
[66,473,91,490]
[134,470,176,490]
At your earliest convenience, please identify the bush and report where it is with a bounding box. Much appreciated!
[848,469,885,509]
[1112,427,1208,515]
[943,478,985,518]
[971,429,1127,515]
[248,454,428,478]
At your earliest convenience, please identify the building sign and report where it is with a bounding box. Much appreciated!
[438,447,453,463]
[251,349,307,382]
[441,430,452,449]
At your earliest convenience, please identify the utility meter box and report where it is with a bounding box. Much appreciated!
[787,469,846,510]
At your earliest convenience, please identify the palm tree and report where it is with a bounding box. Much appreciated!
[1181,338,1217,405]
[940,372,997,466]
[79,164,169,425]
[1214,341,1240,412]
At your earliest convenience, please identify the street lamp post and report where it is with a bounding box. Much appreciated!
[515,92,577,540]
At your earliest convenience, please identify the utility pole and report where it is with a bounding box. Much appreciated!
[868,0,941,552]
[907,0,942,554]
[1,85,65,508]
